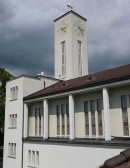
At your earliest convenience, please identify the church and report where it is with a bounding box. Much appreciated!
[3,9,130,168]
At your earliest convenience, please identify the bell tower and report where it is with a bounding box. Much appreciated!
[54,9,88,80]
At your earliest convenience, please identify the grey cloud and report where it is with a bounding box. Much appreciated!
[0,0,130,77]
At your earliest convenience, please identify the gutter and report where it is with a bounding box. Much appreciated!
[24,77,130,103]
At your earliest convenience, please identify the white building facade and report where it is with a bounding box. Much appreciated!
[3,10,130,168]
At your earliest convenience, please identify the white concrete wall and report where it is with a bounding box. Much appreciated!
[23,142,126,168]
[55,12,88,80]
[37,75,60,88]
[3,76,48,168]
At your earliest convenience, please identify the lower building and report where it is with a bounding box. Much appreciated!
[3,64,130,168]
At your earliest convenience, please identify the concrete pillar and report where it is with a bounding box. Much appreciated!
[103,87,111,141]
[44,99,48,139]
[69,94,75,140]
[23,103,28,138]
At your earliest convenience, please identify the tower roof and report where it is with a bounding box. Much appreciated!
[54,10,87,22]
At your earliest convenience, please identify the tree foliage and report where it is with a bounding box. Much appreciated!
[0,67,13,129]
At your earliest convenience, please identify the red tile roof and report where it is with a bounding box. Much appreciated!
[99,148,130,168]
[24,64,130,101]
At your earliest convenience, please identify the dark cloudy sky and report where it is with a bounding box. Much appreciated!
[0,0,130,77]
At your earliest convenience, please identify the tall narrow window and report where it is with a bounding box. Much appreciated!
[90,100,96,136]
[14,143,16,157]
[84,101,89,136]
[97,99,103,136]
[14,114,17,127]
[66,104,69,135]
[39,108,41,136]
[36,151,39,167]
[61,41,66,78]
[121,95,129,136]
[8,143,11,156]
[28,150,31,165]
[9,115,12,127]
[35,108,38,136]
[61,104,65,135]
[32,151,35,166]
[56,105,60,135]
[78,41,82,76]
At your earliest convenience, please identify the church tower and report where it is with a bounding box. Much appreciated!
[54,9,88,80]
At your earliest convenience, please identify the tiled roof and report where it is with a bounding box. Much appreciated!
[24,64,130,101]
[100,148,130,168]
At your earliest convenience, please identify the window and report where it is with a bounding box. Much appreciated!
[32,151,35,166]
[90,100,96,136]
[8,143,16,158]
[9,114,17,128]
[61,41,66,79]
[66,104,69,135]
[10,86,18,100]
[121,95,129,136]
[61,104,65,135]
[36,151,39,167]
[84,99,103,138]
[56,103,69,137]
[35,107,43,137]
[78,41,82,76]
[28,150,31,165]
[97,99,103,136]
[84,101,89,136]
[56,105,60,136]
[28,150,39,167]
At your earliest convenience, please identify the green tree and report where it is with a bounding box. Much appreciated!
[0,67,13,130]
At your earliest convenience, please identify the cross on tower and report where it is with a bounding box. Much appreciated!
[67,3,73,11]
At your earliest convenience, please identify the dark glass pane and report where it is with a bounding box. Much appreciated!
[84,101,89,135]
[56,105,60,135]
[90,100,96,135]
[121,95,127,109]
[61,104,65,135]
[66,104,69,135]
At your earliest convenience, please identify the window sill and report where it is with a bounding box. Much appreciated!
[9,99,18,102]
[28,165,39,168]
[56,135,70,138]
[8,127,17,129]
[8,156,16,159]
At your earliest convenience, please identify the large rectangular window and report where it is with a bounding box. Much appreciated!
[84,99,103,138]
[121,95,129,136]
[61,41,66,78]
[78,41,82,76]
[56,103,69,137]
